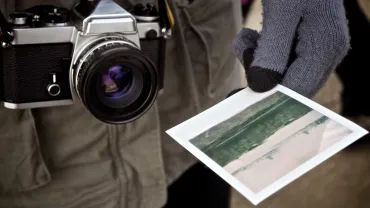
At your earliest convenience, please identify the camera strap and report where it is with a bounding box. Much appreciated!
[158,0,175,36]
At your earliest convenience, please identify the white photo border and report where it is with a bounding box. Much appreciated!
[166,84,368,205]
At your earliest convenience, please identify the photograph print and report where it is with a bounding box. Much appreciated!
[189,91,355,194]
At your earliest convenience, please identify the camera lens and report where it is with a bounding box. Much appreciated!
[95,64,145,110]
[100,66,134,98]
[75,39,158,124]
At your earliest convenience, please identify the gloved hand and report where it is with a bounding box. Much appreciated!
[232,0,350,98]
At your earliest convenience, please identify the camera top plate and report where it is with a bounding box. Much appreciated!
[71,0,137,35]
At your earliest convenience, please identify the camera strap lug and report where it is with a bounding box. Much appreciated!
[162,28,172,39]
[0,8,14,48]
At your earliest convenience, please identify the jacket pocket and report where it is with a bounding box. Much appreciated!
[0,108,51,194]
[176,0,242,98]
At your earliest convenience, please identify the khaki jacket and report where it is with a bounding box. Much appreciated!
[358,0,370,21]
[0,0,244,207]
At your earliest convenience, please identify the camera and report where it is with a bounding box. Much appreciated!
[0,0,173,124]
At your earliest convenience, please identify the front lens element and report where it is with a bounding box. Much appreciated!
[101,65,134,98]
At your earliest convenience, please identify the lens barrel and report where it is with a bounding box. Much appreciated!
[74,38,158,124]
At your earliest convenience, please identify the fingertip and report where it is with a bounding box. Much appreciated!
[238,28,260,41]
[226,88,245,98]
[247,66,283,93]
[248,80,279,93]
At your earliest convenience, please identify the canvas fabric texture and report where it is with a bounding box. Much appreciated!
[0,0,244,207]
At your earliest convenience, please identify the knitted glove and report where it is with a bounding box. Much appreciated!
[232,0,350,98]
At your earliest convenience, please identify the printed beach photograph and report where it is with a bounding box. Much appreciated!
[190,90,352,194]
[166,85,368,205]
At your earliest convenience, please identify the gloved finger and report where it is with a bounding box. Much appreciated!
[281,0,350,98]
[226,88,245,98]
[246,0,304,93]
[232,27,259,68]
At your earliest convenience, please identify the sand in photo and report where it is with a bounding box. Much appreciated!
[190,91,353,194]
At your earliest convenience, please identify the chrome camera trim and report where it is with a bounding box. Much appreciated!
[2,100,74,109]
[1,0,165,110]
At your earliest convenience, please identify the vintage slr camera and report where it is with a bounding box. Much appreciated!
[0,0,172,124]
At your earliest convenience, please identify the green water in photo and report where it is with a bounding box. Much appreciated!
[190,92,314,167]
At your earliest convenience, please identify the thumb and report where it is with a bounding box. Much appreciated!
[232,27,287,93]
[232,28,260,69]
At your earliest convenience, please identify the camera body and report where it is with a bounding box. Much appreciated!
[0,0,171,124]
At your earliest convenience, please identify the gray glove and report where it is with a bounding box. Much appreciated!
[232,0,350,98]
